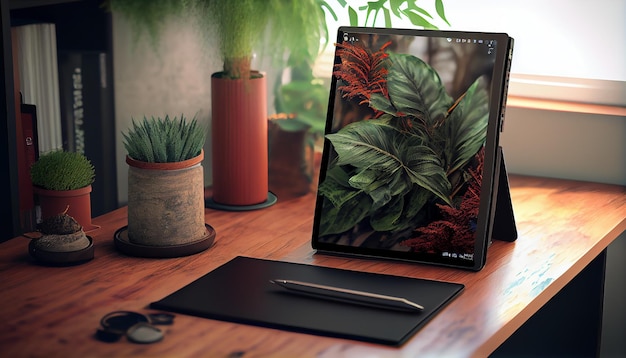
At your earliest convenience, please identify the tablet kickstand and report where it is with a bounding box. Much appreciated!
[491,146,518,243]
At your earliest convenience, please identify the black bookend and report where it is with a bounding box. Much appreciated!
[491,147,518,242]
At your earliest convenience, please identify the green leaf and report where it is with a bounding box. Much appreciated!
[383,7,391,27]
[327,121,403,171]
[408,4,433,19]
[402,139,452,205]
[369,183,394,210]
[318,166,360,208]
[319,194,372,236]
[389,0,403,18]
[348,168,396,210]
[403,10,437,29]
[386,53,453,129]
[390,185,431,232]
[319,1,339,22]
[369,93,396,115]
[361,0,386,26]
[348,6,358,26]
[370,194,404,231]
[441,76,490,174]
[435,0,451,26]
[326,120,451,205]
[274,79,328,136]
[348,168,379,190]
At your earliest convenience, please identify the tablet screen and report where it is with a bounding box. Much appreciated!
[312,27,513,270]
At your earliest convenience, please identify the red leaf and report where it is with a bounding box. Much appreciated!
[333,41,391,112]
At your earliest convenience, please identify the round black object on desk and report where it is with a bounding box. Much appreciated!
[100,311,150,335]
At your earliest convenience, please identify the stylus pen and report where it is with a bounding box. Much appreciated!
[270,279,424,311]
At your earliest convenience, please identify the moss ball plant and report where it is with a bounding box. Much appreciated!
[30,150,95,191]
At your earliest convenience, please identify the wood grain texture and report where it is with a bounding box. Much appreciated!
[1,175,624,357]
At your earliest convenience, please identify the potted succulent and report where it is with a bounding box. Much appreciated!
[116,114,214,257]
[30,150,97,231]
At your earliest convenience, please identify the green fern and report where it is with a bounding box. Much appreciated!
[122,115,206,163]
[105,0,189,49]
[30,150,95,191]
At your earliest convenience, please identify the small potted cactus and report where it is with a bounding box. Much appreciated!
[30,150,97,231]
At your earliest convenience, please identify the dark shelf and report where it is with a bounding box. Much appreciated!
[1,0,117,241]
[11,0,110,52]
[9,0,82,10]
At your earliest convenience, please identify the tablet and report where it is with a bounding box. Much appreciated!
[311,27,514,271]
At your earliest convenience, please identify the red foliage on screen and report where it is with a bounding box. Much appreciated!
[402,147,485,255]
[333,41,391,106]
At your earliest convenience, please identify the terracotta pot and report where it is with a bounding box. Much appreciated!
[126,150,206,246]
[211,72,268,206]
[34,185,97,231]
[268,119,315,198]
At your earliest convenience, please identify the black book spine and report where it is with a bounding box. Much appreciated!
[58,51,117,217]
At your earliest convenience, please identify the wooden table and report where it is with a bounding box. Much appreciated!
[1,175,625,357]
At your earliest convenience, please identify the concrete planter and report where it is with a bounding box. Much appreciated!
[126,151,207,247]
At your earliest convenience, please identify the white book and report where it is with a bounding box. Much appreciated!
[14,23,63,154]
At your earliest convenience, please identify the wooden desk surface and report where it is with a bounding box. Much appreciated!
[1,175,625,357]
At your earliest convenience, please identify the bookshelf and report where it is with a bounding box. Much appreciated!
[0,0,117,241]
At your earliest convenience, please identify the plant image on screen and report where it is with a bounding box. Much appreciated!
[318,35,491,260]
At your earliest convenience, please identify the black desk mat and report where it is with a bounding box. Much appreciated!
[151,256,464,346]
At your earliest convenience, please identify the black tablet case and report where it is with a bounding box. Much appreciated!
[151,256,464,346]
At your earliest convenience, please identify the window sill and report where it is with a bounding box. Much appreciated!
[506,96,626,117]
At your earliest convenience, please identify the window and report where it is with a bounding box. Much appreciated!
[318,0,625,107]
